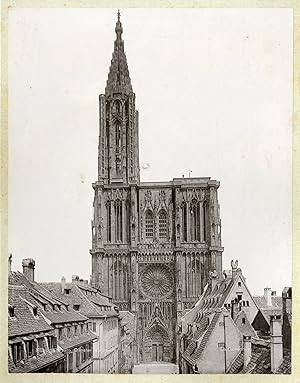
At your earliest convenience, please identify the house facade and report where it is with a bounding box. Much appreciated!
[41,276,120,374]
[8,259,97,373]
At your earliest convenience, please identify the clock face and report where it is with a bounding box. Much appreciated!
[141,264,173,299]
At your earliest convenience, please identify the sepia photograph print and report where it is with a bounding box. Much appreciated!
[6,6,294,376]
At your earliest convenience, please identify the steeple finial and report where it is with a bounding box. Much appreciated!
[115,9,123,40]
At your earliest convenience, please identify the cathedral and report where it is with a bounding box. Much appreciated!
[90,12,223,365]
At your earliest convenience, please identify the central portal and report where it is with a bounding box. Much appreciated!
[144,324,171,363]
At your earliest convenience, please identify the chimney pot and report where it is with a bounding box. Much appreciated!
[243,335,252,368]
[22,258,35,282]
[264,287,272,306]
[270,314,283,372]
[61,276,66,293]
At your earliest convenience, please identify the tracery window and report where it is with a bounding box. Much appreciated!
[115,199,123,242]
[190,199,200,241]
[145,210,154,238]
[158,210,167,238]
[106,201,112,242]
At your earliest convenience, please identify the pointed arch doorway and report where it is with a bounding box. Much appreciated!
[144,323,171,363]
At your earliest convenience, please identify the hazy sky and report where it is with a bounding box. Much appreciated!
[8,8,292,295]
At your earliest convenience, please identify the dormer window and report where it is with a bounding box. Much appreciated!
[8,306,15,318]
[242,318,246,324]
[238,281,241,287]
[73,305,80,311]
[64,288,71,295]
[33,307,38,317]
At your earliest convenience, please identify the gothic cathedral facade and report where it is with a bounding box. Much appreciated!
[90,13,223,365]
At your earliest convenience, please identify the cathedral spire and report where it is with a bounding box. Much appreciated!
[105,11,133,95]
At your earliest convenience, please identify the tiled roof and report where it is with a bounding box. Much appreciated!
[242,344,271,374]
[9,272,88,324]
[183,311,221,365]
[260,308,282,325]
[239,345,291,374]
[180,269,253,367]
[8,285,53,337]
[181,273,237,328]
[58,331,97,350]
[275,349,291,374]
[40,282,118,318]
[253,296,282,309]
[234,310,257,339]
[8,350,64,373]
[227,350,244,373]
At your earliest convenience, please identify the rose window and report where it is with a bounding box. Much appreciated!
[141,264,173,298]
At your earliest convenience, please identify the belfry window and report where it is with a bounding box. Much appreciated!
[158,210,167,238]
[190,199,200,241]
[115,199,123,242]
[106,202,112,242]
[145,210,154,239]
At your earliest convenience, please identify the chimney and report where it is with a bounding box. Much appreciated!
[264,287,272,306]
[22,258,35,282]
[231,298,240,321]
[243,335,252,368]
[270,314,283,372]
[72,275,79,283]
[8,254,12,274]
[61,276,66,293]
[271,291,276,296]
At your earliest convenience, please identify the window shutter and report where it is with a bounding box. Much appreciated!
[53,337,57,349]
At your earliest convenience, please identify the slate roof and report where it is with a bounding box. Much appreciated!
[8,285,53,337]
[9,272,88,324]
[8,349,64,373]
[40,281,118,319]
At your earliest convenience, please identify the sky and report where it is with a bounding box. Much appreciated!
[8,8,292,295]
